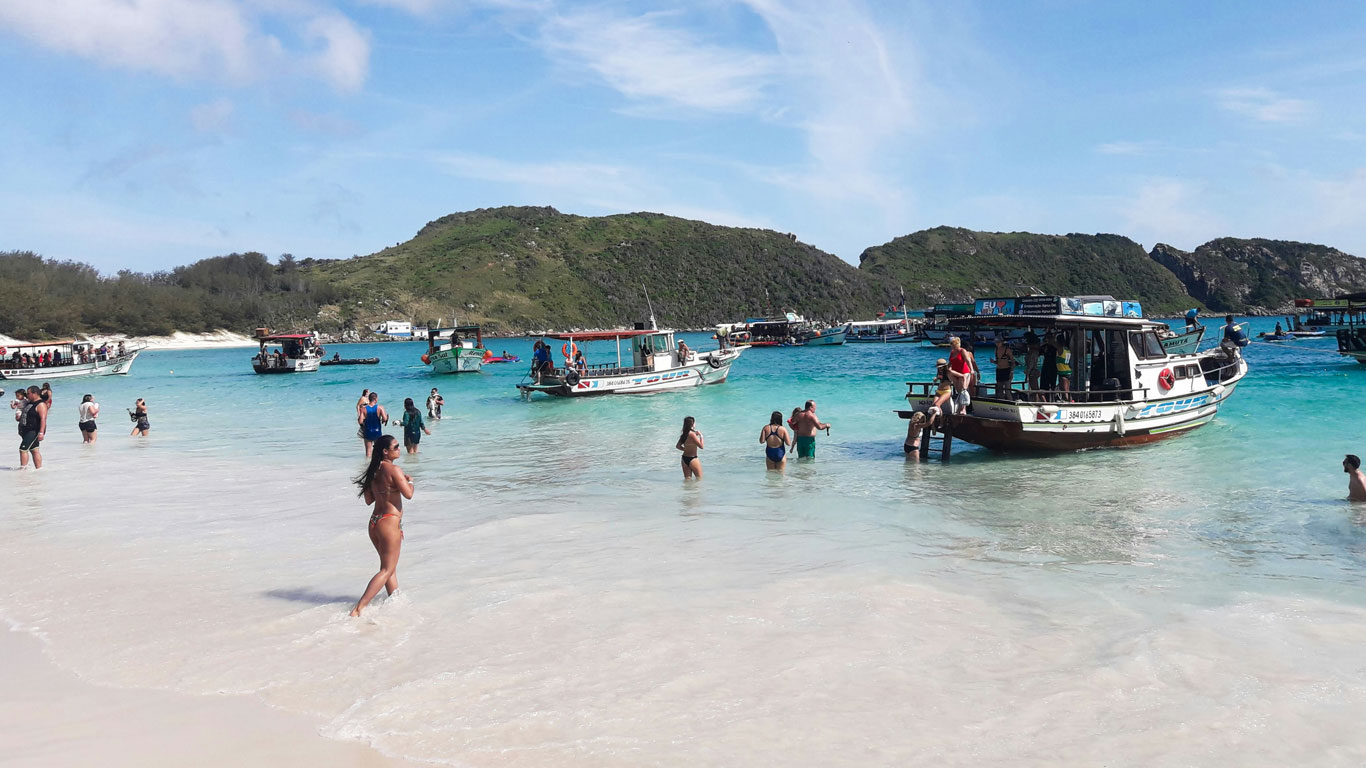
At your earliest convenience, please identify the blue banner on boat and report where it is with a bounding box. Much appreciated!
[974,298,1018,316]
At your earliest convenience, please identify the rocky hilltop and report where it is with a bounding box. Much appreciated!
[858,227,1195,313]
[1150,238,1366,313]
[301,206,891,331]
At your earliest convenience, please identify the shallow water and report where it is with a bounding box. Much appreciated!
[3,319,1366,766]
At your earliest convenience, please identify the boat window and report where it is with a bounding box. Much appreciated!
[652,335,671,352]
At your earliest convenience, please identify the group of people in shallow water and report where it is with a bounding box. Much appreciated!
[9,383,149,469]
[672,400,832,479]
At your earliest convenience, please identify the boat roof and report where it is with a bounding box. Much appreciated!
[258,333,314,341]
[948,314,1158,330]
[541,329,662,341]
[429,325,482,333]
[2,340,80,348]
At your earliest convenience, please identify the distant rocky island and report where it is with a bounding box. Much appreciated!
[4,205,1365,339]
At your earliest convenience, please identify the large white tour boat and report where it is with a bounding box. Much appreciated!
[896,295,1248,452]
[252,332,322,374]
[517,327,742,397]
[0,340,142,380]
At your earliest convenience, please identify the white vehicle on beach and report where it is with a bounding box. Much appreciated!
[0,340,142,380]
[517,328,743,397]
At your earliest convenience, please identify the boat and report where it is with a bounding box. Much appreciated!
[0,340,142,380]
[920,303,979,345]
[483,354,521,364]
[796,323,849,346]
[1256,332,1293,342]
[516,327,743,397]
[320,355,380,366]
[745,314,848,347]
[713,323,752,348]
[1338,327,1366,364]
[423,325,485,374]
[847,318,918,343]
[1158,323,1206,353]
[1286,330,1326,338]
[252,332,322,373]
[1292,294,1366,333]
[895,295,1247,452]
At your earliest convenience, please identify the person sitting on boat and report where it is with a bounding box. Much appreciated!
[1222,315,1249,348]
[333,352,342,361]
[1274,321,1284,336]
[908,359,956,453]
[677,339,692,362]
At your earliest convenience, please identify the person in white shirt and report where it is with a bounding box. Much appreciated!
[78,394,100,443]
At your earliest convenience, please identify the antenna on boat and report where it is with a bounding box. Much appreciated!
[643,284,657,330]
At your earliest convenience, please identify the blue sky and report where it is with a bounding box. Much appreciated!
[1,0,1363,272]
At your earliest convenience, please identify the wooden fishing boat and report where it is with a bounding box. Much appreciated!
[517,327,742,397]
[1158,324,1205,353]
[0,340,142,380]
[423,325,485,374]
[895,295,1248,453]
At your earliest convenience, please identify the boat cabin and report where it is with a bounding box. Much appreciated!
[1293,294,1366,331]
[941,295,1239,403]
[254,333,320,365]
[427,325,484,353]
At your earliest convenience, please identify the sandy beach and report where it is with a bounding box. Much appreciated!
[0,330,258,351]
[0,626,417,768]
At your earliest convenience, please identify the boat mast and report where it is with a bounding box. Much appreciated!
[643,284,657,331]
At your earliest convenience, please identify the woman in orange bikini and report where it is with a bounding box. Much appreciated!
[351,435,414,617]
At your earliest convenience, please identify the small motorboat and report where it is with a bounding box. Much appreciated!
[321,356,380,366]
[483,354,520,364]
[1285,330,1325,338]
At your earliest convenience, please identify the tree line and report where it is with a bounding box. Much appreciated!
[0,250,344,339]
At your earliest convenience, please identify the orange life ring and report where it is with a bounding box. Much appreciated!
[421,353,431,364]
[562,342,578,360]
[483,349,493,360]
[1157,367,1175,391]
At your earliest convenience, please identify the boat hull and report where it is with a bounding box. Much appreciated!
[846,333,919,343]
[253,357,320,373]
[0,352,140,380]
[1160,325,1205,354]
[428,347,484,374]
[518,350,742,397]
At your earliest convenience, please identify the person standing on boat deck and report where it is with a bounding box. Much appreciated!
[129,398,150,436]
[760,411,793,470]
[359,392,388,457]
[351,434,412,616]
[1222,315,1249,348]
[791,400,830,459]
[1039,330,1059,396]
[17,386,47,469]
[947,336,977,407]
[1185,308,1199,330]
[78,394,99,443]
[677,416,703,479]
[1346,455,1366,502]
[1023,331,1041,394]
[573,349,588,373]
[1055,333,1074,398]
[991,337,1016,397]
[400,398,431,455]
[677,339,691,363]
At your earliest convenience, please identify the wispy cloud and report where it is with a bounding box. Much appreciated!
[538,9,774,112]
[1117,178,1222,249]
[190,98,235,133]
[0,0,370,91]
[1096,141,1157,156]
[1215,87,1312,124]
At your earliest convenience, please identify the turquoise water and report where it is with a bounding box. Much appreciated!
[4,317,1366,766]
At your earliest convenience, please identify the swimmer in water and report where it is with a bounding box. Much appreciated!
[351,435,413,616]
[759,410,792,471]
[676,416,703,480]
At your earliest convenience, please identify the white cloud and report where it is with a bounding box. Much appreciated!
[538,9,774,112]
[1117,178,1222,250]
[0,0,369,91]
[1216,87,1312,124]
[190,98,235,133]
[1096,141,1156,156]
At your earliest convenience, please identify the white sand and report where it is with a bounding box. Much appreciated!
[0,330,257,351]
[0,627,420,768]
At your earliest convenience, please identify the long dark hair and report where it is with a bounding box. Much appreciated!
[356,435,398,496]
[769,410,782,426]
[680,416,695,441]
[404,397,418,414]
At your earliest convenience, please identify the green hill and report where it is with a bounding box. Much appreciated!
[301,206,891,331]
[1149,238,1366,313]
[857,227,1197,313]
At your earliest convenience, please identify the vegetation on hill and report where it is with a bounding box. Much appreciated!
[857,227,1197,313]
[0,250,338,339]
[300,206,892,331]
[1149,238,1366,313]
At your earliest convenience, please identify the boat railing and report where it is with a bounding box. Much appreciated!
[903,381,1155,404]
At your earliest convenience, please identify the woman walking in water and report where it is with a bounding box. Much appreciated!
[78,394,99,443]
[676,416,703,480]
[129,398,150,437]
[759,411,792,471]
[400,397,431,455]
[352,435,413,617]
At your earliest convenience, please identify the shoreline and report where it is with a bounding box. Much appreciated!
[0,626,419,768]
